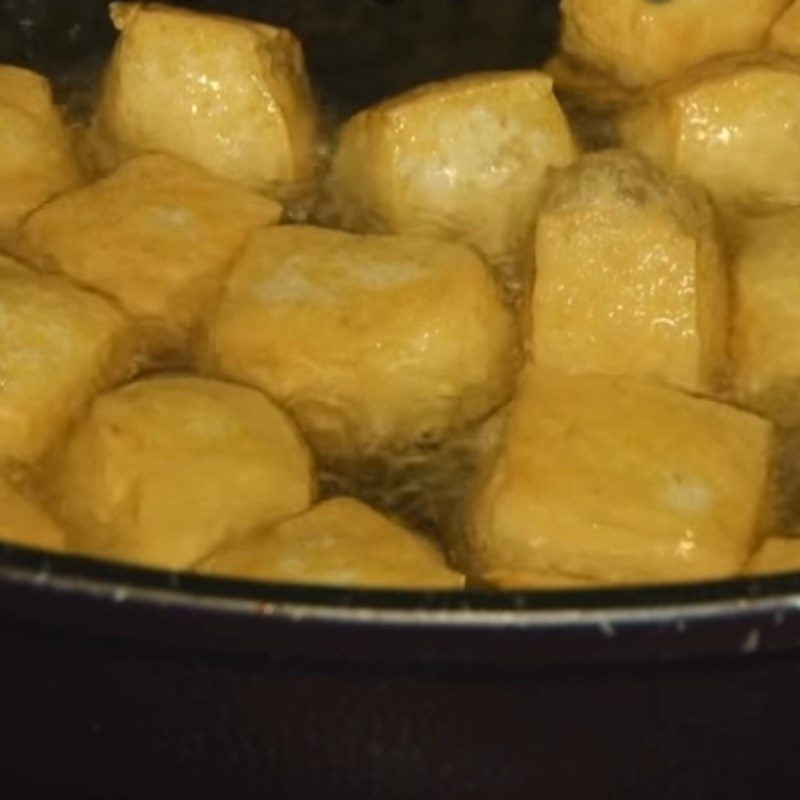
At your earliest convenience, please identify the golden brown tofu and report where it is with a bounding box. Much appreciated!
[769,1,800,53]
[94,2,317,197]
[202,226,518,456]
[469,368,774,585]
[732,210,800,425]
[0,477,65,552]
[0,255,135,469]
[328,71,578,292]
[0,65,79,235]
[18,153,282,358]
[529,150,727,395]
[746,536,800,575]
[561,0,789,88]
[620,54,800,214]
[198,497,464,589]
[479,570,600,590]
[50,376,316,571]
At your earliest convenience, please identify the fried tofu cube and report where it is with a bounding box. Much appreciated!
[732,209,800,425]
[0,66,79,234]
[746,537,800,575]
[529,150,727,395]
[50,376,316,570]
[18,153,282,358]
[560,0,789,88]
[198,497,464,589]
[469,368,774,585]
[769,1,800,53]
[620,54,800,213]
[0,477,65,553]
[94,2,318,197]
[328,71,578,292]
[0,255,135,468]
[202,226,518,456]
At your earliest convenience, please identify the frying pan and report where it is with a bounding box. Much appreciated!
[3,2,800,798]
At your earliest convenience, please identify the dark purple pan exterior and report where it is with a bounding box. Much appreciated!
[4,550,800,800]
[2,2,800,798]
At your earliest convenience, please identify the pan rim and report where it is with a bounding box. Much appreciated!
[1,539,798,620]
[4,542,800,665]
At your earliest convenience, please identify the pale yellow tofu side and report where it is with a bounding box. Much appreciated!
[469,368,774,585]
[203,226,518,455]
[0,66,80,233]
[0,476,65,552]
[0,255,136,468]
[95,2,317,193]
[18,153,282,356]
[529,151,727,394]
[620,55,800,212]
[198,497,464,589]
[769,0,800,53]
[330,71,578,290]
[746,536,800,574]
[732,209,800,425]
[50,376,316,571]
[328,110,395,233]
[561,0,790,88]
